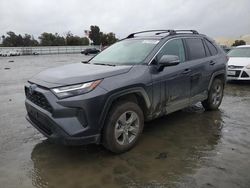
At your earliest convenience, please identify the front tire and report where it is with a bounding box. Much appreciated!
[202,79,224,111]
[102,101,144,153]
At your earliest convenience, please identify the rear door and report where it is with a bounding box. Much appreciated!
[184,38,211,104]
[203,38,220,77]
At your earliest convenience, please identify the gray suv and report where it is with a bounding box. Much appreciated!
[25,30,228,153]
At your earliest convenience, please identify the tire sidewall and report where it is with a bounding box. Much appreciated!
[103,101,144,153]
[207,79,224,109]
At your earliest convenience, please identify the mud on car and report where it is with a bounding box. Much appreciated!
[25,30,228,153]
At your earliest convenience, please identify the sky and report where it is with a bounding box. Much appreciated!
[0,0,250,40]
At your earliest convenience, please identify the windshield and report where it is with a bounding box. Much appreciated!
[228,48,250,58]
[90,39,159,65]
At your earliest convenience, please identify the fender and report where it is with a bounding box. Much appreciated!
[99,87,151,128]
[208,69,226,90]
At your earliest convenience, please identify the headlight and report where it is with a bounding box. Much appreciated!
[52,79,102,98]
[246,64,250,69]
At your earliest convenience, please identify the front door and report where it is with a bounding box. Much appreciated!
[151,38,191,115]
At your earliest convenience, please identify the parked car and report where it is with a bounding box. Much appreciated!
[25,30,227,153]
[1,50,21,56]
[1,50,12,57]
[81,48,100,55]
[227,45,250,81]
[12,50,21,56]
[33,51,40,55]
[220,45,232,53]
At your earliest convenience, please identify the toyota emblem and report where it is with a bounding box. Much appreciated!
[29,84,37,95]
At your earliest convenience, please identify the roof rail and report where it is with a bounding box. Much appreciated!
[126,30,175,38]
[126,29,199,38]
[174,30,199,34]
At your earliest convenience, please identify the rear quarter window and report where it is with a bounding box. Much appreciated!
[185,38,206,60]
[205,39,218,56]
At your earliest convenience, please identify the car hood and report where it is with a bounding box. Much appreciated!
[228,57,250,66]
[29,63,132,88]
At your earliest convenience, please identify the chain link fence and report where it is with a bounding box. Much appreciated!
[0,45,100,56]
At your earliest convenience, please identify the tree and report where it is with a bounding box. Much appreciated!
[39,32,52,46]
[54,33,65,46]
[30,35,39,46]
[1,31,38,47]
[81,37,89,45]
[232,40,246,47]
[1,35,5,45]
[23,34,39,46]
[39,32,65,46]
[1,28,117,47]
[16,34,24,46]
[89,25,101,45]
[88,26,118,46]
[100,32,118,46]
[65,32,89,45]
[2,31,18,46]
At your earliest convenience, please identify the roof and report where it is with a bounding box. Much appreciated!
[236,45,250,48]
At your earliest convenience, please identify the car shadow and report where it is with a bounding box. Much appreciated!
[30,104,224,188]
[227,80,250,85]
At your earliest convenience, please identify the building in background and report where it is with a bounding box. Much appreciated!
[215,34,250,47]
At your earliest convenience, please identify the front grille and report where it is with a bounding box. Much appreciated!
[25,87,52,113]
[241,71,249,78]
[228,65,244,69]
[228,70,241,77]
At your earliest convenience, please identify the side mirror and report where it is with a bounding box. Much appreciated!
[81,60,89,64]
[159,55,180,67]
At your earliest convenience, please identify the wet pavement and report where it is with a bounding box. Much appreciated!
[0,54,250,188]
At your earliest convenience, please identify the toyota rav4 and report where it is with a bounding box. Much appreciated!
[25,30,228,153]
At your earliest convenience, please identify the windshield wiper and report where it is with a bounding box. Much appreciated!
[93,63,116,66]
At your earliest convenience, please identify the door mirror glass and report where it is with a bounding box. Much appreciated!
[159,55,180,67]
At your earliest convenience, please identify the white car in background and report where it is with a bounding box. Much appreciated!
[0,50,22,56]
[1,50,12,57]
[227,45,250,81]
[12,50,21,56]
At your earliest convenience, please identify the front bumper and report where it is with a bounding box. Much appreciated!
[26,114,99,145]
[227,67,250,81]
[25,82,108,145]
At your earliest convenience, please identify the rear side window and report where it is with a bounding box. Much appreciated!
[204,39,218,56]
[185,38,206,60]
[156,39,185,63]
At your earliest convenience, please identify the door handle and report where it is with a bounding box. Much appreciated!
[182,69,191,74]
[209,60,215,65]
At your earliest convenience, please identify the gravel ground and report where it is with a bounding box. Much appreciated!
[0,54,250,188]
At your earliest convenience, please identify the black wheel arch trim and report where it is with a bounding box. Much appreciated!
[208,70,226,90]
[99,87,151,129]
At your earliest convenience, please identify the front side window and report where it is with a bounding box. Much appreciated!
[90,39,159,65]
[185,38,206,60]
[228,48,250,58]
[156,39,185,63]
